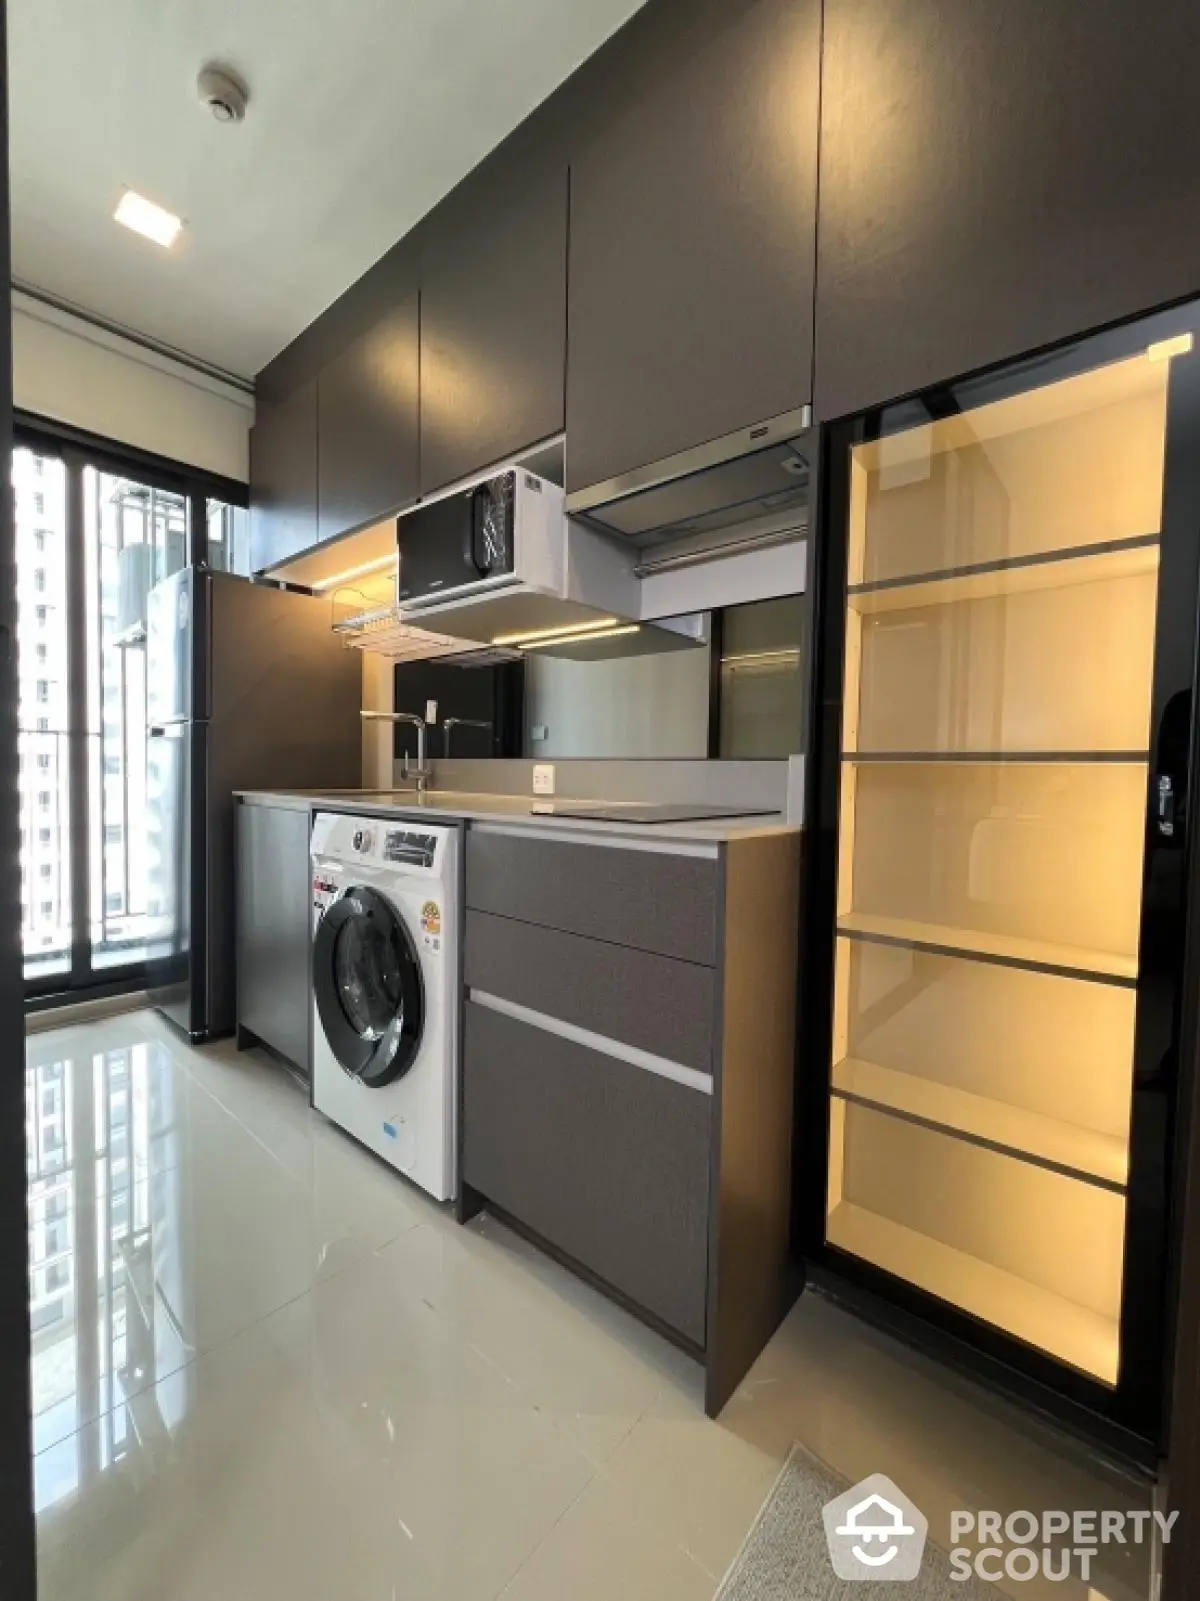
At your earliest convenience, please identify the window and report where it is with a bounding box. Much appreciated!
[206,499,252,576]
[36,754,51,771]
[15,435,243,995]
[45,1263,66,1293]
[39,865,52,880]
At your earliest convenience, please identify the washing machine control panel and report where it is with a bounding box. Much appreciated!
[383,830,438,869]
[351,827,374,854]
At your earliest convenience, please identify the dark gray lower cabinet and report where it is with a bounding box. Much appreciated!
[464,828,719,965]
[464,909,716,1072]
[461,825,802,1415]
[235,802,312,1073]
[464,1001,711,1344]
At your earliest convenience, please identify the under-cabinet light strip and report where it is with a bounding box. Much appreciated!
[492,616,620,647]
[311,555,398,592]
[518,624,642,651]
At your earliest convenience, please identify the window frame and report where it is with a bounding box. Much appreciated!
[13,412,247,1005]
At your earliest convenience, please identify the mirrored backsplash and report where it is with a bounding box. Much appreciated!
[391,596,807,764]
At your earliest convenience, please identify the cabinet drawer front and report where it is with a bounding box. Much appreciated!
[465,911,715,1074]
[463,1001,711,1345]
[465,829,719,966]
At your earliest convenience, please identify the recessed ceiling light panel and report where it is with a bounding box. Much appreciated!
[114,191,183,249]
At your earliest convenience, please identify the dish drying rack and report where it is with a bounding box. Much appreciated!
[330,589,519,666]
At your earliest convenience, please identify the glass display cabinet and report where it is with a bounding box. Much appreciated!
[803,305,1200,1455]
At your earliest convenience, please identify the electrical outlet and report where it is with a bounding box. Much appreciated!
[425,699,438,726]
[532,764,555,796]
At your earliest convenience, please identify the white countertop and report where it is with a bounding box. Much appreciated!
[235,788,798,845]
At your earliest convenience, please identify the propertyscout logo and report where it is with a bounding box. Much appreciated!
[822,1476,1179,1583]
[823,1476,927,1581]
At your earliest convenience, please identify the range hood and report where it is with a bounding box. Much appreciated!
[566,404,812,548]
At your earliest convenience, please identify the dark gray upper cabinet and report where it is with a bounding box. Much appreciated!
[249,377,317,573]
[816,0,1200,421]
[318,293,419,543]
[419,173,567,495]
[565,0,821,496]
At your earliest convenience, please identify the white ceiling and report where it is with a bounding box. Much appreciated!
[8,0,646,380]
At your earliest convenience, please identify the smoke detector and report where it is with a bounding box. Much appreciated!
[197,63,249,124]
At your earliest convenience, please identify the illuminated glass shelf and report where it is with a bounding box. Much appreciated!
[843,751,1149,764]
[831,1057,1128,1189]
[847,533,1160,614]
[826,1200,1121,1385]
[836,911,1139,985]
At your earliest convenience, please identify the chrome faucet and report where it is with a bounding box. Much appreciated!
[360,710,433,796]
[442,717,493,758]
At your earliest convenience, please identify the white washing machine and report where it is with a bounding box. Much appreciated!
[310,811,459,1201]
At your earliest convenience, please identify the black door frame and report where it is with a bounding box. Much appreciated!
[11,417,246,1006]
[799,297,1200,1465]
[0,2,39,1591]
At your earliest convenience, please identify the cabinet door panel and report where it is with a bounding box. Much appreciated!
[566,0,820,495]
[816,0,1200,421]
[463,1000,711,1344]
[236,803,312,1071]
[318,293,419,542]
[464,910,717,1073]
[465,828,720,965]
[420,173,566,495]
[249,378,317,573]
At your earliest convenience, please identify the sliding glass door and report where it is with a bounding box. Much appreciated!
[84,469,188,970]
[13,423,247,1000]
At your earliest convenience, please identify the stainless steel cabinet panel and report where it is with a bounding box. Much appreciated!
[236,803,312,1071]
[463,1000,711,1344]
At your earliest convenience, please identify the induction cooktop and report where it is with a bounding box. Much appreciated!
[528,801,778,824]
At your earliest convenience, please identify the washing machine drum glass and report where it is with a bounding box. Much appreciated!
[314,885,425,1087]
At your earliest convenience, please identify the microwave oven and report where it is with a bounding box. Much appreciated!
[396,468,565,611]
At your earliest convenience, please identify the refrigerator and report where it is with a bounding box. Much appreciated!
[145,569,362,1041]
[800,300,1200,1460]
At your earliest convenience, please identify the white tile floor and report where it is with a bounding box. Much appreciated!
[27,1010,1155,1601]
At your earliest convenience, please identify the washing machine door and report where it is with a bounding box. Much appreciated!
[313,885,425,1087]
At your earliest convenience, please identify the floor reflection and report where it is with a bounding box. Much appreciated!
[27,1040,191,1512]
